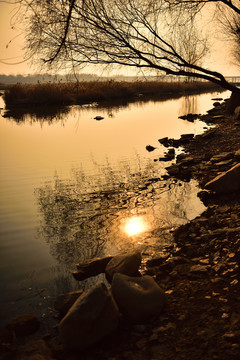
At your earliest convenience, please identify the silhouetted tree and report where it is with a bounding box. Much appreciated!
[16,0,240,107]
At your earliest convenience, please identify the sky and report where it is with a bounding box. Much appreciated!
[0,1,239,77]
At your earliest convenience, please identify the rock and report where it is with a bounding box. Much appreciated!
[146,145,157,152]
[210,152,233,163]
[13,339,54,359]
[165,164,180,177]
[59,282,120,350]
[159,148,175,162]
[204,162,240,193]
[180,133,194,140]
[178,156,197,166]
[201,128,217,139]
[178,113,199,122]
[6,314,40,337]
[146,255,168,267]
[94,116,104,120]
[167,148,175,156]
[176,153,188,162]
[189,264,209,275]
[234,149,240,160]
[212,115,225,120]
[158,137,170,147]
[111,274,166,323]
[73,256,113,281]
[234,106,240,120]
[105,251,142,283]
[179,133,194,144]
[54,290,83,318]
[214,159,233,168]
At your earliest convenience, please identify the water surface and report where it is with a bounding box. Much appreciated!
[0,90,227,325]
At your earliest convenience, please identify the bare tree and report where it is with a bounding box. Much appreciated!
[218,4,240,66]
[16,0,240,100]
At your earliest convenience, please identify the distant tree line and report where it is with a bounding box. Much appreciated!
[0,73,192,85]
[0,73,98,84]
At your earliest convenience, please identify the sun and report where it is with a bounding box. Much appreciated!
[123,216,149,236]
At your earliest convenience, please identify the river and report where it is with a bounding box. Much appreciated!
[0,89,228,326]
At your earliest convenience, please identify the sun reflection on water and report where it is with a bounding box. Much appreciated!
[122,216,150,237]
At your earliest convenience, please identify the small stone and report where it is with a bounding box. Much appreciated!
[219,297,228,303]
[210,152,233,163]
[222,313,229,319]
[199,258,210,265]
[222,332,236,340]
[146,145,157,152]
[146,255,168,267]
[234,149,240,159]
[189,264,208,274]
[149,333,158,342]
[6,314,40,337]
[165,164,180,176]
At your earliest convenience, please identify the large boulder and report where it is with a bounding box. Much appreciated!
[111,274,166,323]
[59,282,120,350]
[54,290,83,319]
[204,162,240,193]
[105,251,142,283]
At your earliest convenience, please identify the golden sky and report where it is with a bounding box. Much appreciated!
[0,1,239,76]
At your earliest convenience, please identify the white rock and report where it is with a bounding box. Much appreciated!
[105,251,142,283]
[59,282,120,350]
[111,274,166,323]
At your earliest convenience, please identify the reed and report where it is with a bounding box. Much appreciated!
[3,80,222,108]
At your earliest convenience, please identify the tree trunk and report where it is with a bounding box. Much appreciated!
[226,89,240,114]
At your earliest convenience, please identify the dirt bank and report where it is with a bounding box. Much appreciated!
[1,97,240,360]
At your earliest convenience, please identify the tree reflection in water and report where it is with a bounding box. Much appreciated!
[35,157,205,270]
[179,94,199,116]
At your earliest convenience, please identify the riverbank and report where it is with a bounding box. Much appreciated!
[1,97,240,360]
[3,80,222,108]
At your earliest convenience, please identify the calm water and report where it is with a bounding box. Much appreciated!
[0,90,228,326]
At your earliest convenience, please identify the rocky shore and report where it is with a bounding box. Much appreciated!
[1,97,240,360]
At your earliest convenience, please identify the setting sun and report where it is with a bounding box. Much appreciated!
[123,216,149,237]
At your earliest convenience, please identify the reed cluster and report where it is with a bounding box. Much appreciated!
[3,80,221,108]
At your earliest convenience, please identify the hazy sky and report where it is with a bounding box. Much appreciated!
[0,1,239,76]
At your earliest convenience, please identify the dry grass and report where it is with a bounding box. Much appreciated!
[3,80,222,108]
